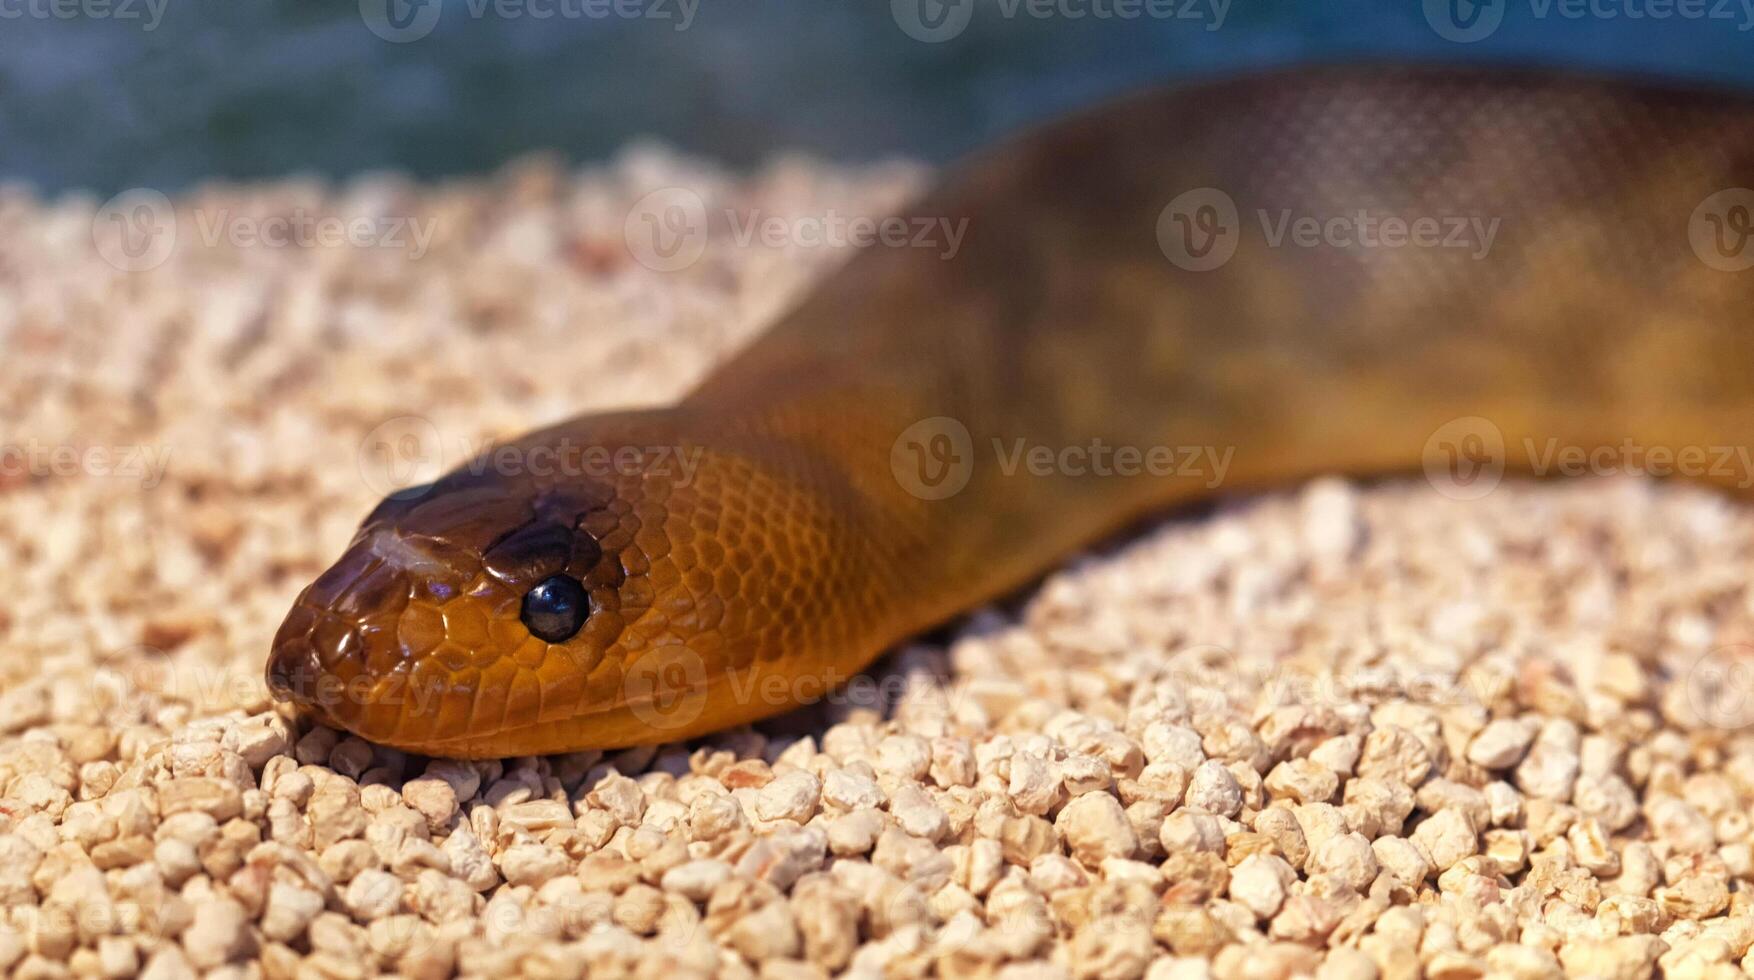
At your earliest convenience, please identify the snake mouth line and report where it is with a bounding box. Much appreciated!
[267,601,565,751]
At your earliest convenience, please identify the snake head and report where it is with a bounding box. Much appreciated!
[266,416,870,757]
[266,454,637,755]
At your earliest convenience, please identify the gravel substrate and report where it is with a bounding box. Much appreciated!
[4,153,1754,980]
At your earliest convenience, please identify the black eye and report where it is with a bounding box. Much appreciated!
[520,574,590,643]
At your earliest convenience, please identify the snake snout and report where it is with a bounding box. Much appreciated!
[266,598,370,724]
[267,537,424,736]
[265,620,323,707]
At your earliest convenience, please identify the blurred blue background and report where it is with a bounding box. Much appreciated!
[5,0,1754,196]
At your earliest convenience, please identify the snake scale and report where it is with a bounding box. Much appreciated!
[267,65,1754,758]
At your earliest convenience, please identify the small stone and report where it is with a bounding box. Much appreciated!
[140,946,197,980]
[754,771,822,823]
[875,735,932,781]
[1008,752,1062,815]
[1228,853,1294,919]
[1466,719,1534,769]
[613,883,666,934]
[1142,724,1206,772]
[158,777,244,821]
[182,898,254,968]
[1185,761,1243,818]
[661,859,732,902]
[1056,791,1138,866]
[821,768,885,811]
[497,842,569,887]
[1357,727,1432,786]
[423,760,482,802]
[1310,832,1378,892]
[888,783,948,841]
[586,772,647,826]
[1410,808,1477,872]
[1657,873,1730,920]
[344,868,405,919]
[736,828,828,890]
[1264,759,1339,804]
[1371,835,1432,885]
[1069,914,1155,980]
[401,777,460,834]
[96,935,138,978]
[1648,797,1716,855]
[1160,809,1225,854]
[826,807,886,856]
[1515,720,1580,801]
[222,716,293,770]
[1558,935,1666,980]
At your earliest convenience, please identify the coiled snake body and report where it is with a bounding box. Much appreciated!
[268,66,1754,758]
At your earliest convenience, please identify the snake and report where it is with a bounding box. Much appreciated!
[266,65,1754,759]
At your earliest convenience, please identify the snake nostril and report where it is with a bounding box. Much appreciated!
[267,602,338,708]
[265,640,316,704]
[265,659,292,702]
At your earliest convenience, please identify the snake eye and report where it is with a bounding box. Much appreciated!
[520,574,590,643]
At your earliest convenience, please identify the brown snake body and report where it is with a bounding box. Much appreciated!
[268,65,1754,758]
